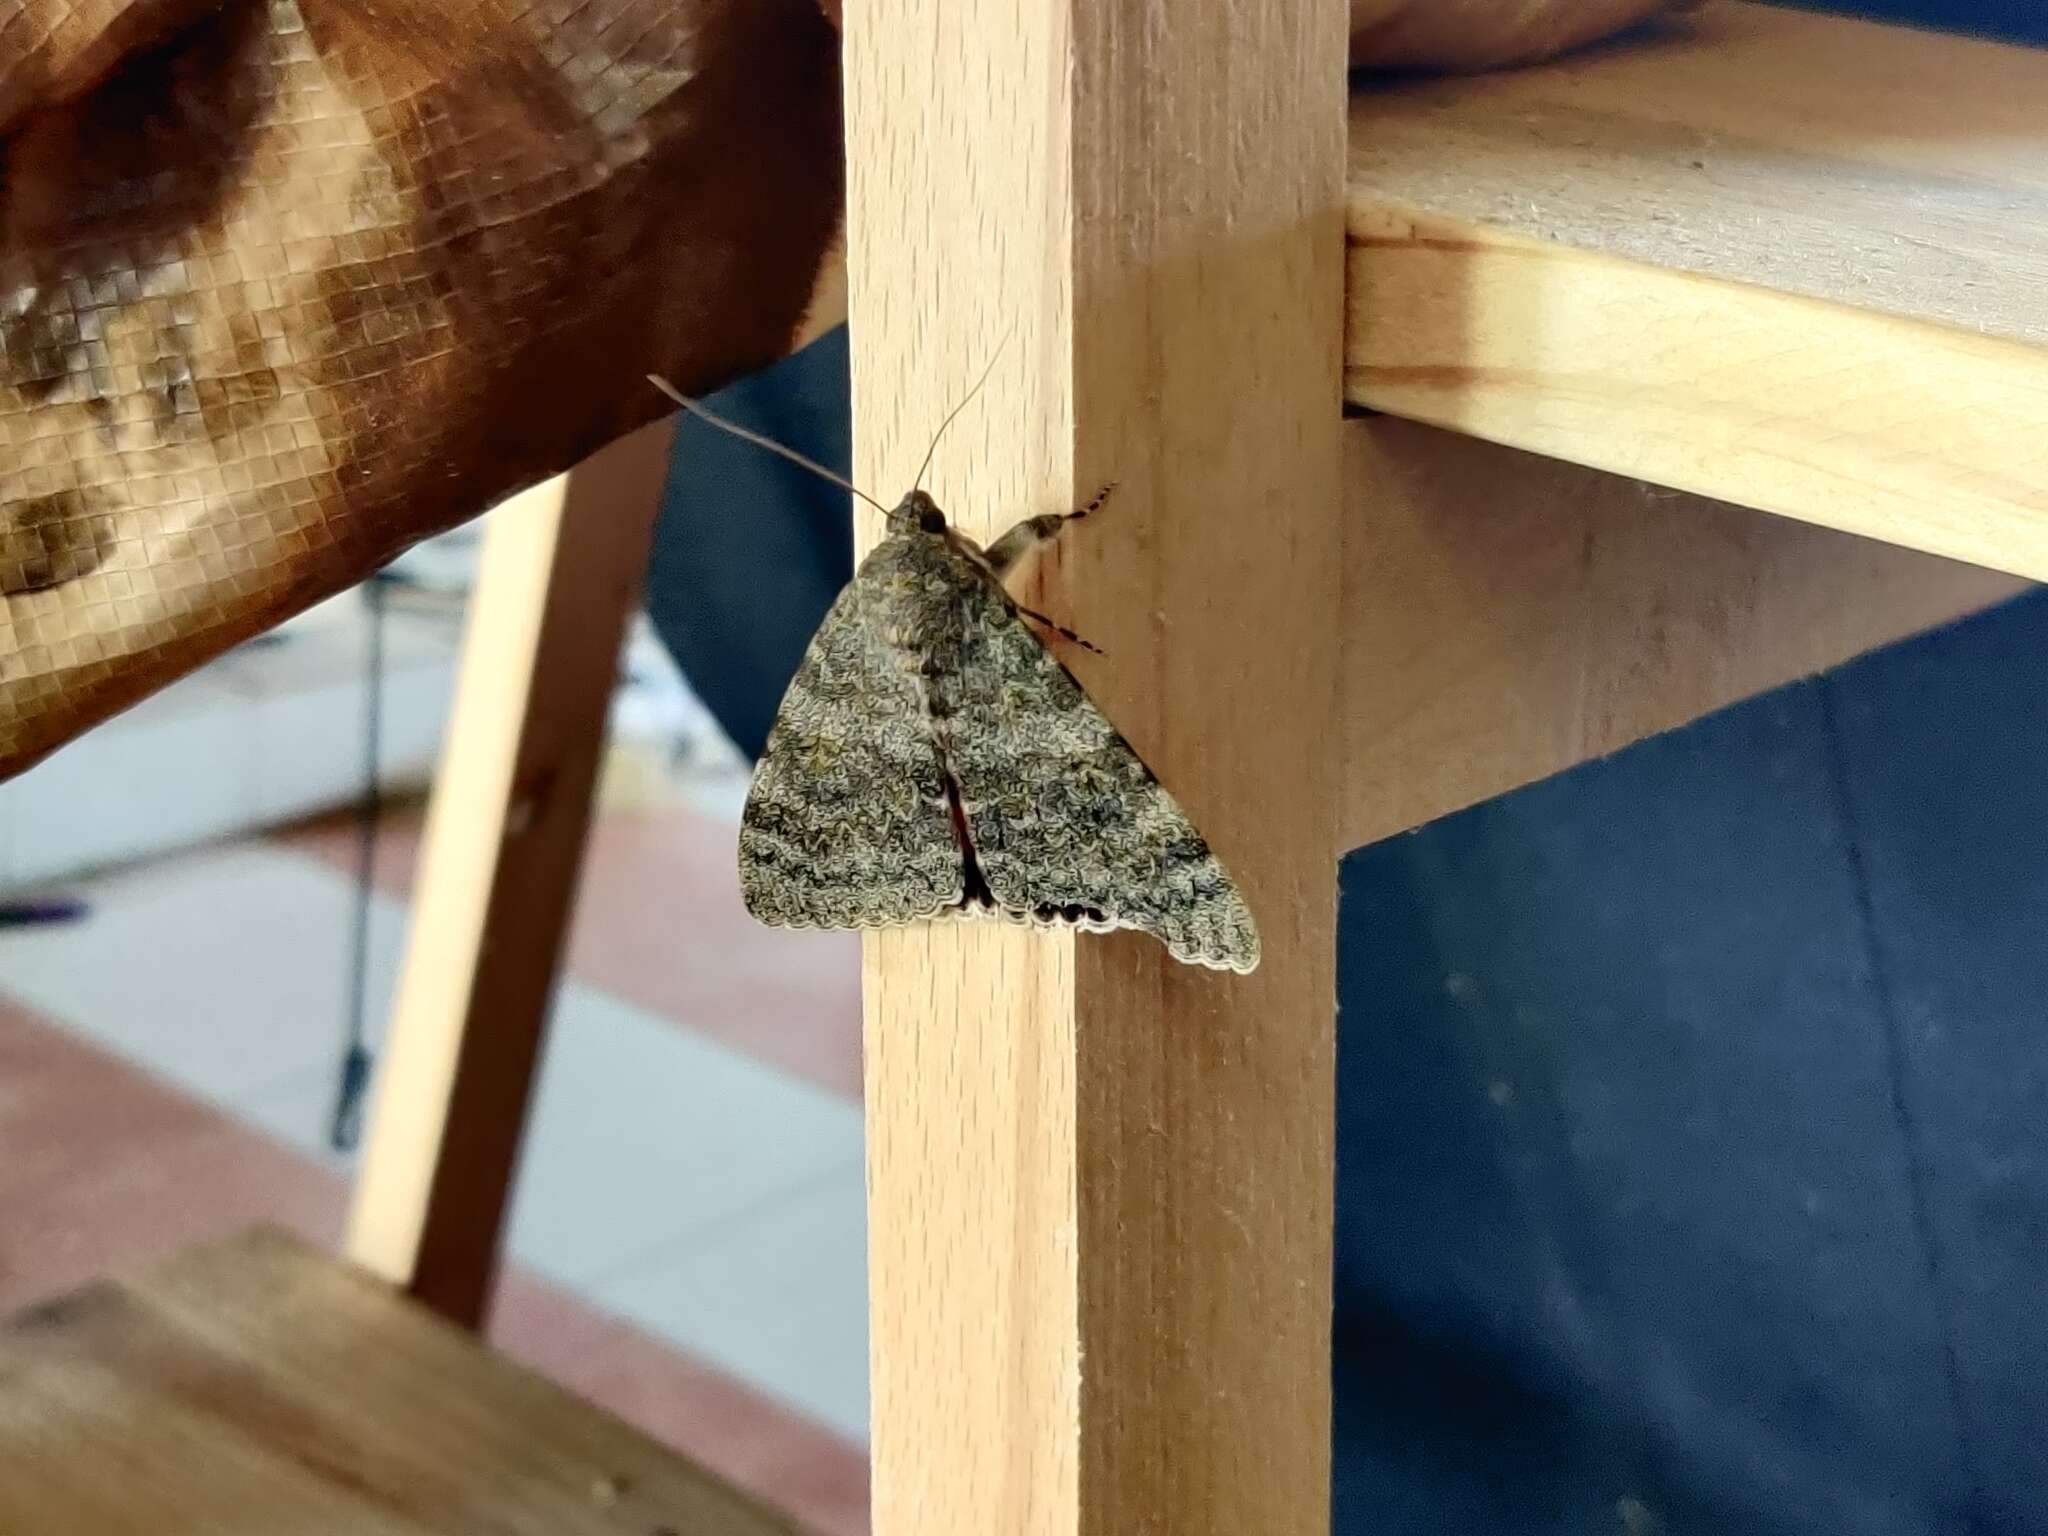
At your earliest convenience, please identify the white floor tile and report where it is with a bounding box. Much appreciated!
[678,764,752,825]
[239,1063,365,1169]
[501,985,862,1287]
[209,875,869,1292]
[0,843,409,1107]
[245,661,454,825]
[240,982,868,1292]
[591,1164,871,1443]
[1,677,257,885]
[0,598,462,887]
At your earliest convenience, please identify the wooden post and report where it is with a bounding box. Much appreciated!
[845,2,1347,1531]
[345,418,675,1327]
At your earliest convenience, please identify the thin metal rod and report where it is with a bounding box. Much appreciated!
[330,568,386,1152]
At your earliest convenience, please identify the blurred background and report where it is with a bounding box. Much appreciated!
[1,5,2043,1536]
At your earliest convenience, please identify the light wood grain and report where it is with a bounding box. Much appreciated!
[346,419,674,1327]
[1346,0,2048,579]
[1353,2,2048,344]
[1339,418,2028,849]
[0,1229,795,1535]
[844,0,1347,1531]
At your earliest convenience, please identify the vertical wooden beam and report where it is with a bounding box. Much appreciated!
[345,418,675,1327]
[846,2,1347,1530]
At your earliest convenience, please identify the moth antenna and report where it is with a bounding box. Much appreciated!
[648,375,889,514]
[911,326,1014,496]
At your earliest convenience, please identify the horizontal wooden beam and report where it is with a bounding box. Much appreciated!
[1338,418,2028,851]
[1345,1,2048,581]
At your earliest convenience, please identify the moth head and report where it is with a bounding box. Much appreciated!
[892,489,948,536]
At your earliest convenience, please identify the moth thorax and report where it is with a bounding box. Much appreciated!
[893,489,947,534]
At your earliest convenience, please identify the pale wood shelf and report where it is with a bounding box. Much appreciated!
[0,1230,796,1536]
[1346,0,2048,581]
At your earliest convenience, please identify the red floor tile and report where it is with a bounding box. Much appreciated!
[0,994,346,1314]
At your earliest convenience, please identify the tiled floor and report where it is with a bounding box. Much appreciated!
[284,800,864,1100]
[0,787,871,1533]
[0,993,345,1311]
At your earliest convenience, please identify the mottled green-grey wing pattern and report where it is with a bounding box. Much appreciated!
[942,562,1261,974]
[738,563,964,929]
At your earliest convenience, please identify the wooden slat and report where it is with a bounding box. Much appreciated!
[844,0,1346,1530]
[1339,418,2029,850]
[0,1229,795,1535]
[1353,2,2048,344]
[345,418,675,1327]
[1345,0,2048,580]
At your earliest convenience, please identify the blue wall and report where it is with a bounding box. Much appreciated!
[1334,592,2048,1535]
[1787,0,2042,42]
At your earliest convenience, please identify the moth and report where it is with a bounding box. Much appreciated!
[649,374,1260,974]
